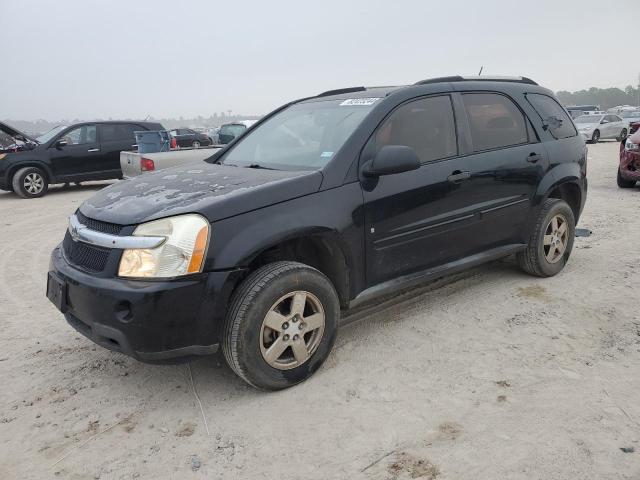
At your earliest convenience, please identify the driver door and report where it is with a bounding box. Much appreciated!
[48,124,101,180]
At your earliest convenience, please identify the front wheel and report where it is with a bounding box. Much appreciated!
[618,129,628,142]
[222,261,339,390]
[590,130,600,144]
[12,166,49,198]
[518,198,575,277]
[617,169,636,188]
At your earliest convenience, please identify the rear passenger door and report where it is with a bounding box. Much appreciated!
[454,92,542,248]
[98,123,139,176]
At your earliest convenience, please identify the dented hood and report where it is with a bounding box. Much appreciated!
[80,164,323,225]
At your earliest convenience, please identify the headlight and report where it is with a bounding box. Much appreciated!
[626,139,639,151]
[118,214,210,278]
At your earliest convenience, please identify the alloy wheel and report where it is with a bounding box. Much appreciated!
[23,173,44,195]
[543,214,568,264]
[259,291,325,370]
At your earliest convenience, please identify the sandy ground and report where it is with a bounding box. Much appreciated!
[1,141,639,480]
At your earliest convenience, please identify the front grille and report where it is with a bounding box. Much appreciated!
[62,232,112,273]
[76,211,124,235]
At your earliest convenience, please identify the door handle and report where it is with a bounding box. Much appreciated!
[527,153,542,163]
[87,148,100,153]
[447,170,471,183]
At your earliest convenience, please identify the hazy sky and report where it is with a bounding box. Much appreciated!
[1,0,638,121]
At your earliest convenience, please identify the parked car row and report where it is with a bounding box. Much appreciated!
[0,118,259,197]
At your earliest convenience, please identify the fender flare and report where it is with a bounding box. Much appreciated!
[7,161,55,185]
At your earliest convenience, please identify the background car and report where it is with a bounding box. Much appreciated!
[618,122,640,188]
[218,120,258,144]
[0,121,163,198]
[573,113,627,143]
[169,128,212,148]
[619,109,640,131]
[565,104,601,118]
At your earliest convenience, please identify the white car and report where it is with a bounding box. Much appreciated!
[619,110,640,131]
[573,114,628,143]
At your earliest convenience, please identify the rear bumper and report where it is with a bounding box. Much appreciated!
[49,245,245,363]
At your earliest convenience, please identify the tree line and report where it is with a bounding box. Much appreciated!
[556,86,640,109]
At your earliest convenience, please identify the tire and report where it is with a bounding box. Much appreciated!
[617,169,636,188]
[590,130,600,144]
[222,261,339,390]
[618,129,628,142]
[517,198,575,277]
[12,166,48,198]
[192,141,200,148]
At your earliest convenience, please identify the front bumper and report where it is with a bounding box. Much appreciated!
[48,245,245,363]
[620,149,640,180]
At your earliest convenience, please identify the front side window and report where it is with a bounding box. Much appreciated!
[462,93,528,152]
[60,125,97,145]
[526,93,577,139]
[374,95,457,163]
[221,99,376,170]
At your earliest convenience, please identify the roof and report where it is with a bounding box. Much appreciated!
[308,75,541,102]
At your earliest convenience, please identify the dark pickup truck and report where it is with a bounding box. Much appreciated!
[0,120,163,198]
[47,76,587,390]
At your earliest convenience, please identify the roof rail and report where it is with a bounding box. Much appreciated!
[317,86,366,97]
[415,76,538,86]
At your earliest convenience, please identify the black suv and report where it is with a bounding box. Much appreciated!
[47,76,587,390]
[0,121,163,198]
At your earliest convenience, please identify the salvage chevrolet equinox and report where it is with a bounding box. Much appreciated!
[47,76,588,390]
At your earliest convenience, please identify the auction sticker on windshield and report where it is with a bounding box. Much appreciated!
[339,98,381,106]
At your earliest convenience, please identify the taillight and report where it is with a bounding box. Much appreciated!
[141,157,155,171]
[170,137,177,149]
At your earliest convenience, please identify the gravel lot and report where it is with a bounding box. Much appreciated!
[1,141,639,479]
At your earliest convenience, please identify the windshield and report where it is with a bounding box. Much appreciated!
[621,111,640,119]
[219,124,246,136]
[220,99,377,170]
[574,115,602,124]
[37,125,67,143]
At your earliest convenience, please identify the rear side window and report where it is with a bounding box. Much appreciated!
[461,93,529,151]
[526,93,577,139]
[100,124,137,142]
[375,95,457,163]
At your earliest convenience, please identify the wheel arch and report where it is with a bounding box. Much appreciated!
[7,161,54,185]
[234,228,353,309]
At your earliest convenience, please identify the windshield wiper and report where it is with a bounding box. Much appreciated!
[247,163,277,170]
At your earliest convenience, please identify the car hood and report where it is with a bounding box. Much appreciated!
[0,121,39,144]
[80,163,323,225]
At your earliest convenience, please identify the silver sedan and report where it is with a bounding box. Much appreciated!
[574,114,628,143]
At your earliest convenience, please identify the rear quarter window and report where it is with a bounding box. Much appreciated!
[526,93,577,140]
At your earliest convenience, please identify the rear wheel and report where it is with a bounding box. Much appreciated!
[222,261,339,390]
[617,169,636,188]
[590,130,600,144]
[12,167,48,198]
[192,140,200,148]
[518,198,575,277]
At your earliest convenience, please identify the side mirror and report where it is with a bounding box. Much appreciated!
[600,119,609,124]
[55,139,68,148]
[363,145,421,177]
